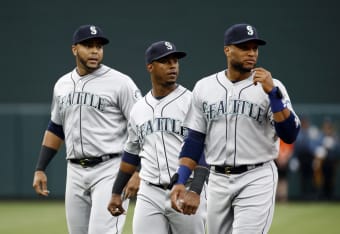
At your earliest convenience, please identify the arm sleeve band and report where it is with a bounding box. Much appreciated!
[112,170,133,194]
[47,120,65,140]
[189,166,209,194]
[179,129,205,163]
[35,145,58,171]
[268,87,285,113]
[176,165,192,185]
[275,113,301,144]
[122,151,140,166]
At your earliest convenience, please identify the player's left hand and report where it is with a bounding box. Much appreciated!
[252,67,274,93]
[180,190,200,215]
[170,184,186,213]
[123,171,140,200]
[32,171,50,196]
[107,194,126,216]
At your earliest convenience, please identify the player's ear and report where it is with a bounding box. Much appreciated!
[224,46,230,56]
[146,63,153,72]
[72,45,77,56]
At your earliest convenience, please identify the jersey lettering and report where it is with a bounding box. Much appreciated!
[202,99,265,124]
[136,117,187,144]
[59,92,107,111]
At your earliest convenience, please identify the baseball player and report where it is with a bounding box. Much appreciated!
[32,24,141,234]
[107,41,209,234]
[170,23,301,234]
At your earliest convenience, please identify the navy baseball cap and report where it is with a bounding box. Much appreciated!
[72,24,109,45]
[145,41,186,64]
[224,23,266,46]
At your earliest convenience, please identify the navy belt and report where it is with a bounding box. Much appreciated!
[70,154,120,168]
[212,163,264,175]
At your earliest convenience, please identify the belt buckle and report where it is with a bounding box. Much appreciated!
[79,158,90,168]
[225,166,232,175]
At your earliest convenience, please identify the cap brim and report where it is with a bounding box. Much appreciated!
[74,36,110,45]
[231,38,266,46]
[152,51,187,62]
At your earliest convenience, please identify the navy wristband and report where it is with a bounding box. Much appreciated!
[176,165,192,185]
[268,87,285,113]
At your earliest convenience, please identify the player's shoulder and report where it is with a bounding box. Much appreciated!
[129,93,149,115]
[177,84,192,95]
[101,65,131,81]
[54,70,73,89]
[103,64,140,90]
[194,70,223,89]
[272,78,288,92]
[272,78,284,86]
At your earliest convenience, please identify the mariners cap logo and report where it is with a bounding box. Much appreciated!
[90,26,98,35]
[164,41,173,50]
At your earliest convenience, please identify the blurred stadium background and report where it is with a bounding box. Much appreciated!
[1,0,339,233]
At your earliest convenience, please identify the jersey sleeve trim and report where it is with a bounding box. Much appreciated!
[179,129,205,162]
[47,120,65,140]
[122,151,140,166]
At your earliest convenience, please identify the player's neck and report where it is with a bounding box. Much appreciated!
[225,69,251,82]
[152,83,178,98]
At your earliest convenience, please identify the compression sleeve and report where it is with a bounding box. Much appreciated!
[275,113,300,144]
[112,170,133,194]
[35,145,58,171]
[179,129,206,163]
[189,153,209,194]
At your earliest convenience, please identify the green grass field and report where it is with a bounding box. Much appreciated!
[0,200,339,234]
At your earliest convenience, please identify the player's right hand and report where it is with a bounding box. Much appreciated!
[123,171,140,200]
[170,184,186,213]
[32,171,50,196]
[180,190,200,215]
[108,194,126,216]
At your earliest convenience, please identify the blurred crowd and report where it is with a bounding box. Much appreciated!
[275,116,340,202]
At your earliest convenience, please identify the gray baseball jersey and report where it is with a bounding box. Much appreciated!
[184,70,299,233]
[185,70,299,166]
[124,85,207,234]
[51,64,141,159]
[51,64,141,234]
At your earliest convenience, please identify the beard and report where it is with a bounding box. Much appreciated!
[230,60,254,73]
[163,80,176,87]
[78,56,100,73]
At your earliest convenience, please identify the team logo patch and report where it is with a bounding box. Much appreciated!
[134,89,142,100]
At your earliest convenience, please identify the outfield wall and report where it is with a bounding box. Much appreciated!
[0,104,339,200]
